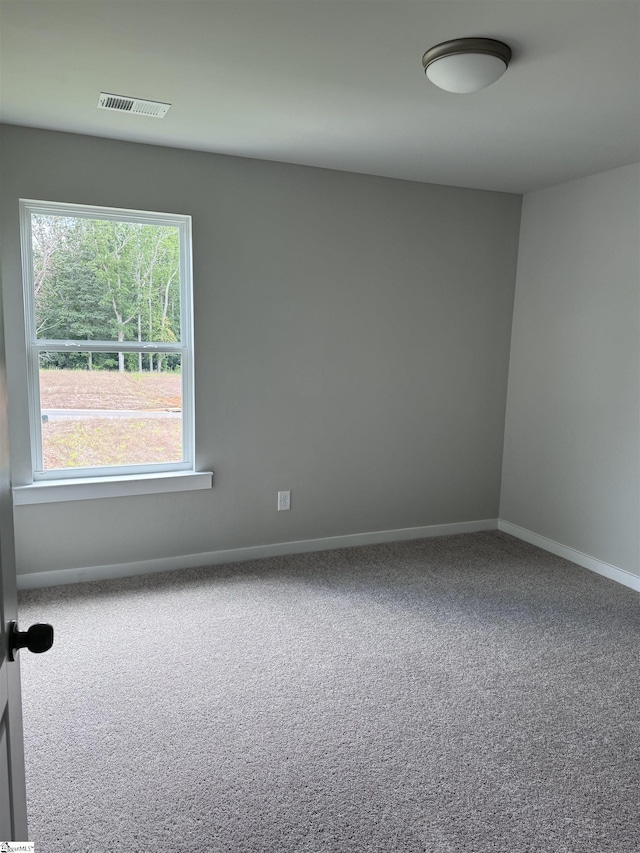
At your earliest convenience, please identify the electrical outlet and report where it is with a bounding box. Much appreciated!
[277,490,291,511]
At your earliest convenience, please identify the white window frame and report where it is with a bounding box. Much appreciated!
[19,199,196,485]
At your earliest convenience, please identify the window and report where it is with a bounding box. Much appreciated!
[19,199,196,485]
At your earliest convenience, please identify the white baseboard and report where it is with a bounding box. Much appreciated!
[17,518,498,590]
[498,519,640,593]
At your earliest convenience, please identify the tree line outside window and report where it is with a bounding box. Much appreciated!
[32,213,182,373]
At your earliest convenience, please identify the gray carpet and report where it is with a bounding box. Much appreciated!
[17,531,640,852]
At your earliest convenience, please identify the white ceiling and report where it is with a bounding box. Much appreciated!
[1,0,639,193]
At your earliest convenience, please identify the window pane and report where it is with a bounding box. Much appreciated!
[39,353,183,470]
[32,214,181,343]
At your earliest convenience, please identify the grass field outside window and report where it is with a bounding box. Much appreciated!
[40,369,182,470]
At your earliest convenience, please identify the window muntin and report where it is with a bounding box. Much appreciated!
[20,200,194,481]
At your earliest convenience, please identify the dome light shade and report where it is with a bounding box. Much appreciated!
[422,38,512,94]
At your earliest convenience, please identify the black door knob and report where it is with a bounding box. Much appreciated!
[8,621,54,661]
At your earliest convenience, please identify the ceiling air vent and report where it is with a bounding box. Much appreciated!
[97,93,171,118]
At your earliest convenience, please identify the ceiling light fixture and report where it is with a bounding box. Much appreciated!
[422,38,511,94]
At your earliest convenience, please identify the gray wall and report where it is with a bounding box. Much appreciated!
[500,163,640,577]
[0,125,522,577]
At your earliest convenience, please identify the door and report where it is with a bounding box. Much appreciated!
[0,267,28,840]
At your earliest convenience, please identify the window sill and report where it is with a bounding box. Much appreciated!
[13,470,213,505]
